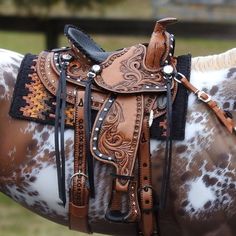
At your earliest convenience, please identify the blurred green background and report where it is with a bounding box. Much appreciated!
[0,31,235,56]
[0,0,235,236]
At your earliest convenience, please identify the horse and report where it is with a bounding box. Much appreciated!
[0,41,236,236]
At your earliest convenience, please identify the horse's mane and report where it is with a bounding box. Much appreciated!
[192,48,236,71]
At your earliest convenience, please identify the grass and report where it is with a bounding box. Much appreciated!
[0,30,235,235]
[0,193,88,236]
[0,31,45,54]
[0,31,235,56]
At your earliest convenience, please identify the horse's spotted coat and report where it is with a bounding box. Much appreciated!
[0,49,235,235]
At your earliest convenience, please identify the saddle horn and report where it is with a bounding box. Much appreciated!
[145,17,178,69]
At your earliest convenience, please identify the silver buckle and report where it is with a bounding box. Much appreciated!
[197,91,211,103]
[174,72,185,84]
[87,71,96,78]
[70,170,88,187]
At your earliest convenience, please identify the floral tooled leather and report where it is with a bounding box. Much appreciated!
[95,44,175,93]
[91,95,144,192]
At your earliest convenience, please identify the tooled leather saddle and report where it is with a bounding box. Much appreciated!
[10,16,236,236]
[56,17,180,235]
[38,17,179,235]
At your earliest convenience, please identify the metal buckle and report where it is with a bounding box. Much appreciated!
[87,71,96,78]
[174,72,185,84]
[197,91,211,103]
[70,170,88,186]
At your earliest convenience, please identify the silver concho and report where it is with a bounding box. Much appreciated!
[163,65,174,75]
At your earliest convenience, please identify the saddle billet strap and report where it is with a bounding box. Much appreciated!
[138,114,158,236]
[69,89,91,233]
[178,75,236,135]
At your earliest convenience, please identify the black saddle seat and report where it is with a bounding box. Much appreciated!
[64,25,112,63]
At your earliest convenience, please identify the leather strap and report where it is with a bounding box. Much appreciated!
[69,90,91,233]
[55,58,67,205]
[179,75,236,134]
[138,112,158,236]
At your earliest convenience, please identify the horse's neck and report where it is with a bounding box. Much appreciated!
[190,52,236,110]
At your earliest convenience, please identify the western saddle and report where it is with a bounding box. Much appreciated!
[34,17,236,236]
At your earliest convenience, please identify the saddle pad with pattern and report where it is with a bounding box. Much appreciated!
[9,52,191,140]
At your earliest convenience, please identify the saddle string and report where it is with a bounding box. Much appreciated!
[55,56,67,205]
[84,70,97,198]
[160,73,173,209]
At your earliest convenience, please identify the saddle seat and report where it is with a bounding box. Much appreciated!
[64,24,113,63]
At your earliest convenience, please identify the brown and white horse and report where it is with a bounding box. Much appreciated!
[0,48,235,236]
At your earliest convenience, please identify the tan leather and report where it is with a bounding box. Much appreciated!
[36,51,108,110]
[36,49,173,120]
[145,18,177,69]
[33,18,179,233]
[91,95,144,192]
[138,115,157,236]
[69,194,90,233]
[69,90,91,233]
[95,45,173,93]
[180,76,236,134]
